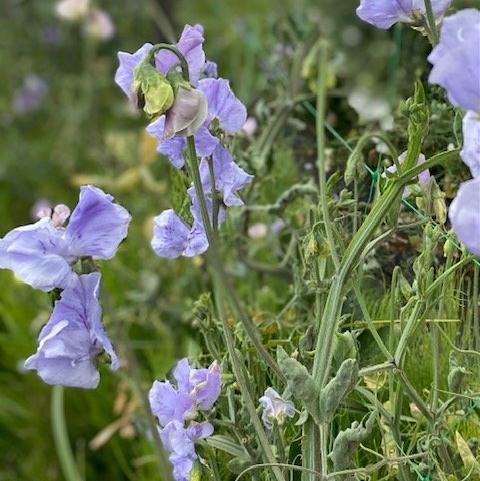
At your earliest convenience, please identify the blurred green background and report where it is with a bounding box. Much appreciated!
[0,1,477,480]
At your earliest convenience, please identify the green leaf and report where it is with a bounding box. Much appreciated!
[206,435,250,460]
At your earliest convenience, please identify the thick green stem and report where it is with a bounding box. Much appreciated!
[51,386,83,481]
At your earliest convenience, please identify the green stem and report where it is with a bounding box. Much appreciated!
[185,136,286,383]
[423,0,439,45]
[473,263,479,351]
[51,386,83,481]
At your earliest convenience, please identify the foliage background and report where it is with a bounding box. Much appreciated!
[0,1,478,480]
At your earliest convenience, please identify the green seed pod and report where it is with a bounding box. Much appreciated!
[329,411,376,473]
[277,347,320,422]
[319,358,358,422]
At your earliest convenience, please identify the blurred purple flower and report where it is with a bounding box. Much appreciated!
[24,272,119,388]
[449,177,480,256]
[0,186,131,292]
[149,358,221,426]
[461,111,480,178]
[428,9,480,112]
[30,199,53,221]
[12,75,48,115]
[83,8,115,41]
[356,0,452,29]
[159,420,213,481]
[259,387,295,430]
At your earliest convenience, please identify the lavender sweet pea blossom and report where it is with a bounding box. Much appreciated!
[114,24,206,102]
[259,387,295,430]
[449,177,480,256]
[461,111,480,178]
[428,9,480,112]
[0,186,131,292]
[147,78,246,169]
[24,272,119,388]
[149,358,221,427]
[159,420,213,481]
[150,358,221,481]
[356,0,452,29]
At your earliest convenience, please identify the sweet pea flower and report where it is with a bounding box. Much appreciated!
[0,186,131,292]
[428,9,480,112]
[461,111,480,178]
[259,387,295,430]
[24,272,119,388]
[384,151,430,197]
[147,78,246,169]
[449,177,480,256]
[356,0,452,29]
[115,24,205,103]
[159,420,213,481]
[149,358,222,427]
[163,87,208,139]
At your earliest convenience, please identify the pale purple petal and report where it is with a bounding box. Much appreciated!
[461,111,480,178]
[183,220,209,257]
[66,185,131,259]
[0,218,75,292]
[173,358,192,393]
[203,60,218,78]
[151,210,190,259]
[155,24,205,86]
[357,0,452,29]
[428,10,480,112]
[24,272,118,388]
[115,43,153,100]
[259,387,295,430]
[160,421,196,458]
[449,177,480,256]
[187,421,214,441]
[198,78,247,133]
[149,380,195,426]
[170,455,194,481]
[146,119,217,169]
[199,145,253,207]
[190,361,222,411]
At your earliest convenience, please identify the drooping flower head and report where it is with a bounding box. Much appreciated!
[428,9,480,112]
[259,387,295,430]
[0,185,131,292]
[114,24,206,103]
[449,177,480,256]
[24,272,119,388]
[356,0,452,29]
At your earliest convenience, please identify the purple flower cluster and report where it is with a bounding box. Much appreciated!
[12,75,48,115]
[427,9,480,256]
[0,186,131,387]
[356,0,452,29]
[114,25,252,259]
[149,358,221,481]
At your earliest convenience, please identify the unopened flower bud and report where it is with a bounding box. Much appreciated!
[133,62,174,116]
[163,86,207,139]
[51,204,71,228]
